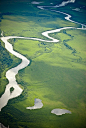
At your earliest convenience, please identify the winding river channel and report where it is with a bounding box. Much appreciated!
[0,27,73,111]
[0,0,86,112]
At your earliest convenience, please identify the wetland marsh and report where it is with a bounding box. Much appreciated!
[0,0,86,128]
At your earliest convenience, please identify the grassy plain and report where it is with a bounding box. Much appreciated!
[0,14,86,128]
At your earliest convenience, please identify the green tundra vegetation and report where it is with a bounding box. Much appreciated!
[0,7,86,128]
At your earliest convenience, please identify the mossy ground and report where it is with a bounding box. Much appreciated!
[0,13,86,128]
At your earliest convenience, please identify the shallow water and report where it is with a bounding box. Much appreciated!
[51,108,71,115]
[26,98,43,109]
